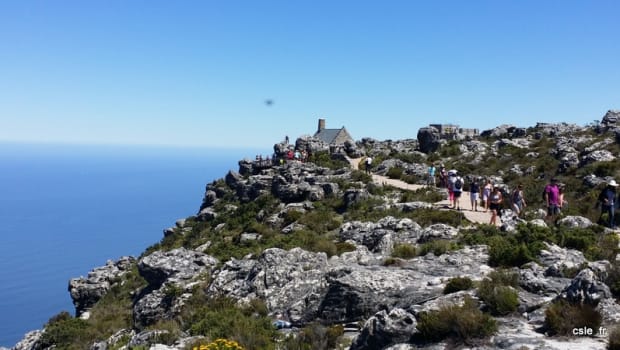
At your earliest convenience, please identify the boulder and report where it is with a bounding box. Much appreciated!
[557,215,593,228]
[137,248,218,288]
[601,110,620,128]
[295,135,330,154]
[417,127,441,153]
[208,248,330,324]
[68,256,135,316]
[350,308,417,350]
[559,268,612,306]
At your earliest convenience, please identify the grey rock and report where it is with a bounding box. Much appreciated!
[557,215,593,228]
[601,110,620,128]
[295,135,331,154]
[559,268,612,306]
[344,188,371,208]
[138,248,218,288]
[518,262,568,295]
[417,127,442,153]
[11,330,43,350]
[538,243,587,276]
[417,224,458,243]
[350,308,417,350]
[582,149,616,165]
[68,256,135,316]
[208,248,329,324]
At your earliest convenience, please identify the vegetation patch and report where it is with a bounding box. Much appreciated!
[476,270,519,316]
[443,277,474,294]
[417,239,460,256]
[391,243,417,259]
[544,300,602,336]
[415,296,497,345]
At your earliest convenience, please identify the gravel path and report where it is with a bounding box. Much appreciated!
[348,157,497,226]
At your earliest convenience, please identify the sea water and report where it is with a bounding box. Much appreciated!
[0,143,262,346]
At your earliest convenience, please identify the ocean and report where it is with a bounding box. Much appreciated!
[0,143,263,347]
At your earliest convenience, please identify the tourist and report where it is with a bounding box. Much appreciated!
[427,163,436,187]
[365,156,372,174]
[511,184,526,218]
[489,186,503,225]
[598,180,618,228]
[470,178,481,211]
[285,135,289,144]
[439,164,447,188]
[482,179,493,212]
[447,170,457,208]
[544,177,561,223]
[451,171,464,210]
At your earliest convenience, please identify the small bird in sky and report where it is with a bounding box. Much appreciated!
[264,99,274,106]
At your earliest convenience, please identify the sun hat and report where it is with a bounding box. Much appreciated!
[608,180,619,187]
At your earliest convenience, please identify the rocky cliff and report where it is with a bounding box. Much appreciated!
[9,110,620,350]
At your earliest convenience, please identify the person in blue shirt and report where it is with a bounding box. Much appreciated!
[427,164,436,187]
[598,180,618,228]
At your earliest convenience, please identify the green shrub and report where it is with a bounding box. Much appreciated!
[606,262,620,298]
[383,257,405,267]
[279,323,344,350]
[416,296,497,344]
[443,277,474,294]
[308,151,349,170]
[400,187,444,203]
[386,166,404,179]
[182,295,276,350]
[544,300,602,336]
[609,325,620,350]
[392,243,417,259]
[476,270,519,316]
[417,239,460,256]
[335,241,357,255]
[38,311,90,349]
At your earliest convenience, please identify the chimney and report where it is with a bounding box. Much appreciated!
[318,118,326,132]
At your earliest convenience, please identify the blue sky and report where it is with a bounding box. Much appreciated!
[1,1,618,148]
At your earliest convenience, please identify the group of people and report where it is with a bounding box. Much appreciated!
[428,163,567,225]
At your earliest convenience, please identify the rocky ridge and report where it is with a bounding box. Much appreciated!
[10,111,620,350]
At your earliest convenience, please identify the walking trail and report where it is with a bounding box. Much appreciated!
[348,157,497,226]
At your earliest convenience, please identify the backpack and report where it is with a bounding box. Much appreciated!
[455,178,463,190]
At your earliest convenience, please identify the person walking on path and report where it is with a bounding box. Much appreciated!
[544,178,561,223]
[598,180,618,228]
[489,186,503,225]
[427,164,436,187]
[450,171,464,210]
[470,178,481,211]
[439,164,447,188]
[511,184,527,218]
[482,180,493,212]
[365,156,373,174]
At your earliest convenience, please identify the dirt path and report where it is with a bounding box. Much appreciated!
[348,157,496,226]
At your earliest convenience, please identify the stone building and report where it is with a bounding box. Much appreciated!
[429,123,479,140]
[313,118,354,145]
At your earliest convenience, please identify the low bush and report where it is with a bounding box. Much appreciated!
[386,166,404,179]
[609,326,620,350]
[38,311,90,349]
[606,262,620,298]
[417,239,460,256]
[181,295,276,350]
[400,187,445,203]
[544,300,602,336]
[416,296,497,344]
[443,277,474,294]
[476,270,519,316]
[279,323,345,350]
[391,243,417,259]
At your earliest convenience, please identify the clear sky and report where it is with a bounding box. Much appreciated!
[1,1,619,148]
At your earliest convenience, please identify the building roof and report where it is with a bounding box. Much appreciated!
[314,128,343,144]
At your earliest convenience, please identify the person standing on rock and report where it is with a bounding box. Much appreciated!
[470,178,481,211]
[489,186,503,225]
[598,180,618,228]
[365,156,372,174]
[427,163,436,187]
[511,184,526,218]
